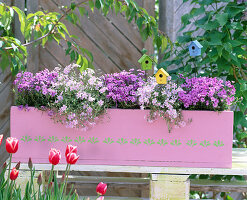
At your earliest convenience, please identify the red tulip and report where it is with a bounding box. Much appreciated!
[6,137,19,154]
[96,182,107,196]
[66,152,79,165]
[10,167,19,180]
[49,148,61,165]
[65,145,77,157]
[0,135,3,146]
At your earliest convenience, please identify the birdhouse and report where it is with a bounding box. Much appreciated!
[155,68,170,84]
[188,40,203,56]
[138,54,153,70]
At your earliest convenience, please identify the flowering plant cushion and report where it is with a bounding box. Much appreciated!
[11,106,233,168]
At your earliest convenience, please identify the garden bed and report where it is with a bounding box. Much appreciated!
[11,106,233,168]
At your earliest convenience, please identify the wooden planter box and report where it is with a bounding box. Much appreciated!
[10,106,233,168]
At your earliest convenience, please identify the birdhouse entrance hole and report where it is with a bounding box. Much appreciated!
[159,74,163,78]
[145,60,149,64]
[192,46,195,50]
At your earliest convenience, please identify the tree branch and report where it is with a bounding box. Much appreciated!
[3,0,89,50]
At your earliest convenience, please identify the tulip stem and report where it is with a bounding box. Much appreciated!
[38,185,41,199]
[10,181,14,199]
[3,153,12,199]
[7,154,12,185]
[61,164,69,195]
[64,164,71,195]
[48,164,54,188]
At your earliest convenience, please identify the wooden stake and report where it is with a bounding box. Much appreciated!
[150,174,190,200]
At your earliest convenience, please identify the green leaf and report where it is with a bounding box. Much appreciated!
[12,6,26,35]
[140,26,149,41]
[229,40,243,47]
[177,35,191,43]
[215,13,228,26]
[70,50,75,62]
[136,17,144,30]
[161,36,168,52]
[114,1,121,15]
[78,56,89,73]
[89,0,95,12]
[203,20,219,30]
[78,7,86,17]
[190,6,205,17]
[181,14,190,26]
[0,53,10,71]
[70,2,76,10]
[95,0,101,9]
[199,0,214,5]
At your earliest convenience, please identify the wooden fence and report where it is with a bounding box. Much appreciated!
[29,0,154,74]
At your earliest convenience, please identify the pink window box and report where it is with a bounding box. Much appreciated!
[10,106,233,168]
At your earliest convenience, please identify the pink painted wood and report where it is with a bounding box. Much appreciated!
[10,106,233,168]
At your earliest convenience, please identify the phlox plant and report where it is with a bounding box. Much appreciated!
[102,69,146,109]
[14,64,108,130]
[48,64,108,130]
[14,69,58,108]
[0,134,107,200]
[137,76,185,132]
[178,75,236,111]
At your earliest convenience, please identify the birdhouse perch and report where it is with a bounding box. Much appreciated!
[155,68,169,84]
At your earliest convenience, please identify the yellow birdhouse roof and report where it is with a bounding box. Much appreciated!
[155,68,169,77]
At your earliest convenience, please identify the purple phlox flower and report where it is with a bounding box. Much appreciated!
[18,105,24,111]
[48,110,54,116]
[25,104,30,111]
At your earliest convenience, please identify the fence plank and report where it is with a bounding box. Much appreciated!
[86,9,142,68]
[13,0,25,43]
[39,48,63,69]
[143,0,155,75]
[0,68,13,165]
[26,0,40,73]
[39,0,121,73]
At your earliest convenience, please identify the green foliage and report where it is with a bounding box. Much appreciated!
[0,0,168,76]
[0,163,79,200]
[160,0,247,148]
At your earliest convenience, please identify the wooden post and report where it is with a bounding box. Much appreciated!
[150,174,190,200]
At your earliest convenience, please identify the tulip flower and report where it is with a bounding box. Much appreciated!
[2,162,6,169]
[65,145,77,157]
[66,152,79,165]
[49,148,61,165]
[37,173,42,186]
[6,137,19,154]
[0,134,3,146]
[96,182,107,196]
[28,157,33,169]
[15,161,21,170]
[10,167,19,180]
